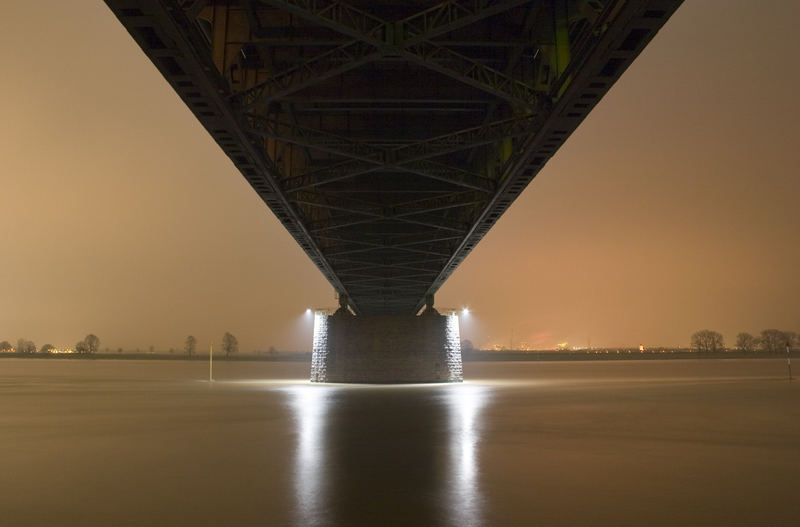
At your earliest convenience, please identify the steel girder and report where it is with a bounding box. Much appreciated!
[236,0,536,109]
[243,113,534,194]
[105,0,684,314]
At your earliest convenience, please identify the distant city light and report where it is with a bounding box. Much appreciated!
[461,307,470,315]
[305,308,312,314]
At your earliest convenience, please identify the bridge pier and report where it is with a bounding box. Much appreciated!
[310,303,463,384]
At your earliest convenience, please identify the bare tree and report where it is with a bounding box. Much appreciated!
[40,344,54,354]
[222,332,238,358]
[736,333,759,353]
[0,341,11,352]
[184,335,197,357]
[760,329,791,353]
[84,334,100,354]
[16,338,37,354]
[75,340,89,354]
[691,330,724,352]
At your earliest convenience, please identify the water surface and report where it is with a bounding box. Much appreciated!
[2,359,798,526]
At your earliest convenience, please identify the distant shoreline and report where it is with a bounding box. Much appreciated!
[462,349,796,361]
[0,352,312,362]
[1,349,794,362]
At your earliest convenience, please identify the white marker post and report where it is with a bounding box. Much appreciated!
[787,343,792,382]
[209,343,214,382]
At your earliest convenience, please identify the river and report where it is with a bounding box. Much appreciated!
[2,358,798,526]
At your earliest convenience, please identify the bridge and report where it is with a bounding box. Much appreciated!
[105,0,683,382]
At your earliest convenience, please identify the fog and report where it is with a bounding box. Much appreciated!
[1,1,799,351]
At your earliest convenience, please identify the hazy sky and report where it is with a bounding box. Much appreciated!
[2,1,799,352]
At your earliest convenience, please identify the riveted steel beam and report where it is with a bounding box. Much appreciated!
[399,0,533,45]
[317,233,463,249]
[308,213,468,234]
[255,0,540,107]
[282,159,494,194]
[233,40,382,110]
[328,243,452,258]
[292,188,483,221]
[340,275,437,286]
[275,115,537,193]
[235,1,533,109]
[329,254,451,269]
[391,114,539,162]
[244,114,385,163]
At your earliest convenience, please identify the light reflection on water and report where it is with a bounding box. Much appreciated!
[284,384,336,525]
[445,384,487,527]
[281,383,488,527]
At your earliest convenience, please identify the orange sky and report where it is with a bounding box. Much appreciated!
[2,1,798,352]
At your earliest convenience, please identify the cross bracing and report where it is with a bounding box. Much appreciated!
[105,0,683,314]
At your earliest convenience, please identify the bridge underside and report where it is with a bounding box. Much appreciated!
[106,0,682,317]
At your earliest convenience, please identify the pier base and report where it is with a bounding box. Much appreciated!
[310,309,463,383]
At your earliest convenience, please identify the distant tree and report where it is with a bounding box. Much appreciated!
[691,330,724,352]
[16,338,37,354]
[461,339,475,352]
[184,335,197,357]
[75,340,89,354]
[0,340,11,352]
[117,347,123,354]
[149,345,155,354]
[736,333,759,353]
[40,344,54,354]
[83,334,100,354]
[760,329,791,352]
[222,332,238,358]
[267,345,277,356]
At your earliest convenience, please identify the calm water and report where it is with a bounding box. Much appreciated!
[2,358,799,526]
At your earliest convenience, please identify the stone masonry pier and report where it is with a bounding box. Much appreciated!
[311,309,463,384]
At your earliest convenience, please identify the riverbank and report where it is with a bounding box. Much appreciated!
[463,349,797,361]
[0,352,312,361]
[1,349,795,362]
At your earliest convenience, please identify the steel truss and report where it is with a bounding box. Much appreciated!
[236,0,536,109]
[106,0,684,314]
